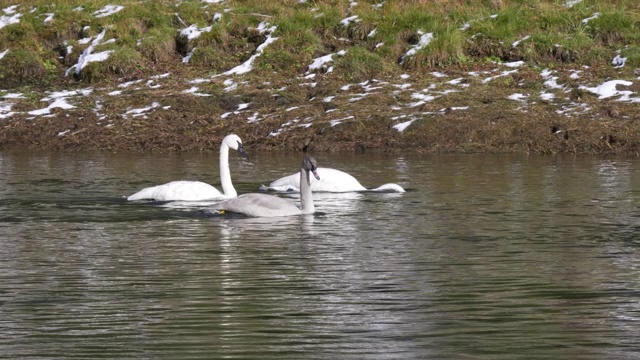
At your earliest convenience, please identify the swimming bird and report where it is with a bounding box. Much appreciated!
[262,166,404,193]
[211,155,320,217]
[126,134,248,201]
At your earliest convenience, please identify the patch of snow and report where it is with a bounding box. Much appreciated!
[540,92,555,101]
[401,31,433,64]
[119,79,144,88]
[247,112,261,123]
[220,23,278,76]
[569,70,582,79]
[203,0,224,3]
[3,5,19,15]
[580,80,633,99]
[93,5,124,18]
[237,103,250,111]
[29,98,75,116]
[581,13,600,24]
[65,29,114,76]
[124,102,160,118]
[0,10,22,30]
[393,119,417,132]
[213,13,222,22]
[512,35,530,48]
[612,55,626,68]
[504,61,525,68]
[0,49,8,60]
[307,50,346,73]
[564,0,583,7]
[0,100,16,119]
[2,92,25,99]
[182,48,196,63]
[507,93,528,101]
[180,24,213,40]
[340,15,361,27]
[482,69,518,83]
[431,72,447,78]
[368,29,377,37]
[43,13,54,24]
[408,92,437,107]
[447,78,464,85]
[183,86,210,97]
[108,90,123,96]
[400,74,410,79]
[541,69,563,89]
[330,115,354,127]
[460,22,470,31]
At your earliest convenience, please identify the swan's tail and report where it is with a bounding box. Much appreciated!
[371,183,405,192]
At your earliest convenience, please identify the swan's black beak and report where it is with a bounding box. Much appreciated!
[237,141,249,160]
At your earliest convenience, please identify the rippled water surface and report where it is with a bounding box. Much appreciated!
[1,151,639,359]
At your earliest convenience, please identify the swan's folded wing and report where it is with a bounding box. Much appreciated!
[212,193,301,217]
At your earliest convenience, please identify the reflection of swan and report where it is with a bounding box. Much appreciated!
[211,156,319,217]
[262,167,405,193]
[127,134,248,201]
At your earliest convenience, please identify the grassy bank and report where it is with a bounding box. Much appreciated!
[1,0,639,154]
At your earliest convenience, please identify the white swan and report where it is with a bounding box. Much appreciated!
[262,167,405,193]
[211,155,320,217]
[126,134,248,201]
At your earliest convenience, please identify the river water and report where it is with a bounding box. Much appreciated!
[0,151,639,359]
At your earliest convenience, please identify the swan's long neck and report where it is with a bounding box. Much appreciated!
[219,143,237,197]
[300,168,315,214]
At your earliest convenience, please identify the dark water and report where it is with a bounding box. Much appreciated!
[1,151,639,359]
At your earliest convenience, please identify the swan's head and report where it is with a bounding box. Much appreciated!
[224,134,248,159]
[302,155,320,181]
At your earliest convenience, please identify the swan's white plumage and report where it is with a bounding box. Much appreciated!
[212,156,319,217]
[126,134,247,201]
[264,167,405,193]
[126,180,222,201]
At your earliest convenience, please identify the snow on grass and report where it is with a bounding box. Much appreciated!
[0,49,8,60]
[26,88,94,117]
[307,50,346,74]
[580,80,634,99]
[541,69,563,89]
[29,98,76,116]
[123,102,160,119]
[393,118,418,132]
[582,12,600,24]
[93,5,124,18]
[330,115,354,127]
[0,101,16,119]
[182,48,196,63]
[183,86,210,96]
[408,92,437,108]
[612,55,626,68]
[400,31,433,64]
[219,22,277,76]
[511,36,530,48]
[564,0,583,7]
[65,29,114,76]
[503,61,525,68]
[540,92,555,101]
[340,15,361,27]
[482,69,518,83]
[180,24,212,40]
[43,13,54,24]
[507,93,528,102]
[1,6,22,30]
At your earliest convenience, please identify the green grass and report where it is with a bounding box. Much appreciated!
[1,0,639,87]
